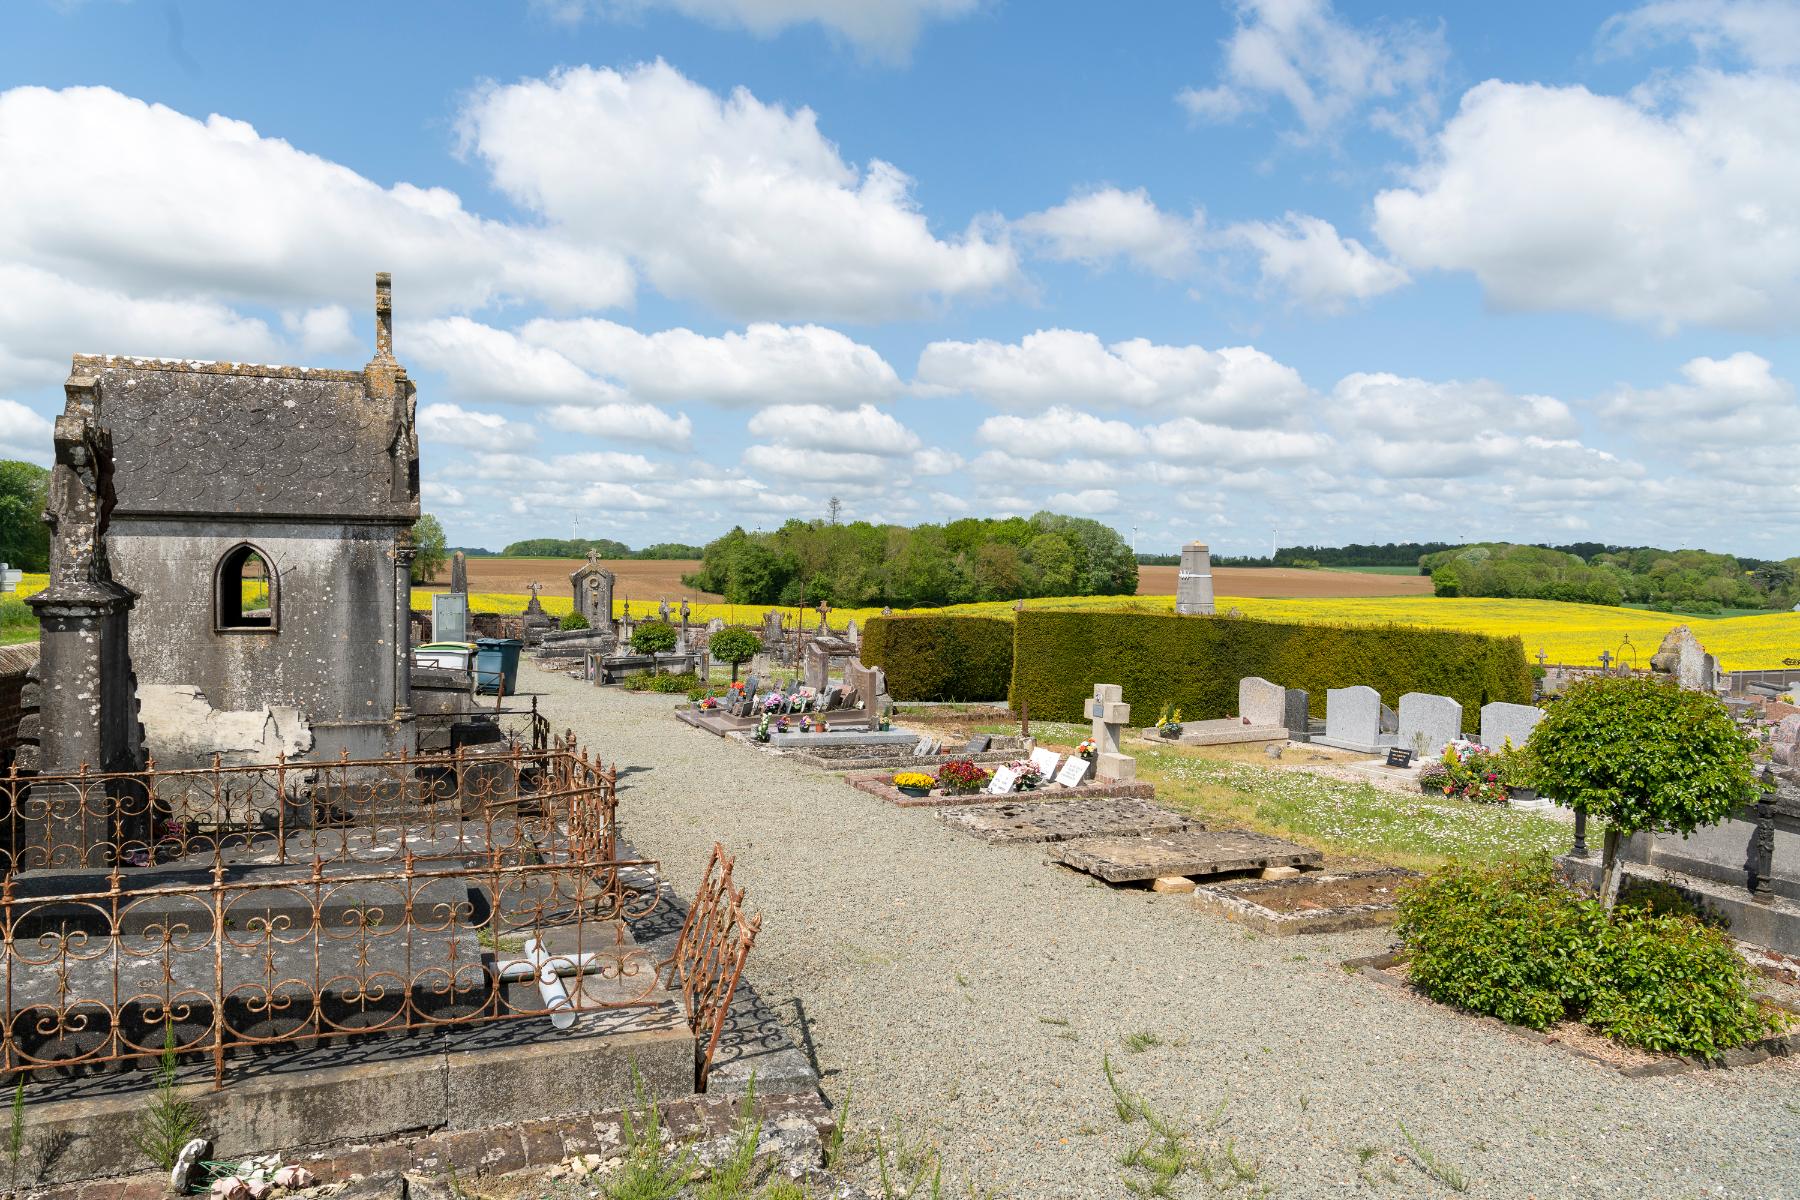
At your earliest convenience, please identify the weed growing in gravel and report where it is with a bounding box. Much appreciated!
[1399,1121,1469,1193]
[1103,1056,1261,1196]
[697,1085,764,1200]
[1122,1031,1163,1053]
[608,1071,696,1200]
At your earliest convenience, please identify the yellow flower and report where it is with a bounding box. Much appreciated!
[893,772,935,789]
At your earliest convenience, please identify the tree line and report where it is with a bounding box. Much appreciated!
[683,513,1138,608]
[494,538,703,559]
[1423,543,1800,613]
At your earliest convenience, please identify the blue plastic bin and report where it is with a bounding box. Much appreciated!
[474,637,523,695]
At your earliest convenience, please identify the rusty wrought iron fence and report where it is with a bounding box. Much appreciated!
[0,741,683,1086]
[662,842,763,1089]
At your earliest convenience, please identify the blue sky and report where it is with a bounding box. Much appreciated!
[1,0,1796,557]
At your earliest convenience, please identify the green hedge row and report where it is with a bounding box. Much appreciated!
[1010,610,1531,723]
[861,615,1014,702]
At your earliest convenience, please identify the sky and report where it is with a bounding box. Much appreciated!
[0,0,1797,558]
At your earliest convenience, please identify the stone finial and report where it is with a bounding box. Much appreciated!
[374,272,395,361]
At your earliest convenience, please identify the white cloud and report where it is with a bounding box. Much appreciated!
[977,407,1147,458]
[417,403,538,450]
[1603,352,1799,473]
[747,403,920,454]
[457,61,1018,321]
[1328,373,1579,442]
[1229,214,1409,310]
[967,451,1118,487]
[1178,0,1448,144]
[1142,418,1332,465]
[0,85,632,315]
[742,443,890,482]
[421,481,467,507]
[523,318,901,408]
[1046,488,1120,514]
[531,0,982,63]
[0,398,54,464]
[917,329,1309,422]
[1014,187,1205,277]
[1600,0,1800,71]
[1372,70,1800,332]
[545,403,695,446]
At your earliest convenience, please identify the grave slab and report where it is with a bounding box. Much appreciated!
[1054,829,1322,883]
[1191,868,1418,935]
[1135,718,1286,748]
[767,729,919,749]
[937,798,1196,844]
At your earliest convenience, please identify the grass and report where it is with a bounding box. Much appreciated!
[1399,1121,1470,1193]
[1138,746,1580,873]
[1103,1055,1259,1197]
[0,595,34,646]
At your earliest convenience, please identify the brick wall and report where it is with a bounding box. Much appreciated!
[0,642,40,773]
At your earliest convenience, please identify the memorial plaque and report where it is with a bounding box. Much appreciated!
[1055,757,1093,787]
[1029,747,1062,777]
[964,734,993,753]
[986,766,1019,795]
[1385,747,1414,768]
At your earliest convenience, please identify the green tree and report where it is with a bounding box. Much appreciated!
[0,461,49,572]
[707,628,761,682]
[410,513,448,584]
[631,621,678,654]
[1530,676,1761,907]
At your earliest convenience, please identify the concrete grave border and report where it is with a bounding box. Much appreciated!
[1189,868,1418,936]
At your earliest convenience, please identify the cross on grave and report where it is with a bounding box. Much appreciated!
[1598,650,1613,672]
[1082,683,1136,782]
[528,581,542,597]
[1536,648,1547,667]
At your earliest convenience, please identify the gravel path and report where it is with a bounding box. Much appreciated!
[531,664,1799,1199]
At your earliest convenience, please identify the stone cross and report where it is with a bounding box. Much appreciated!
[1536,648,1547,667]
[1083,684,1135,781]
[658,599,671,622]
[679,599,691,626]
[1598,650,1612,672]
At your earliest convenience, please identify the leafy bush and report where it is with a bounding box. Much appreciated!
[621,670,702,694]
[1398,856,1607,1030]
[1398,856,1785,1054]
[630,621,679,654]
[559,611,589,631]
[708,628,762,679]
[1586,913,1778,1055]
[1530,676,1761,902]
[1011,610,1530,722]
[862,615,1014,702]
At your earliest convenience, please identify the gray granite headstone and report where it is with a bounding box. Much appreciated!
[1239,677,1285,726]
[1479,701,1544,751]
[1282,688,1310,738]
[1398,693,1463,756]
[1319,686,1389,752]
[964,734,992,753]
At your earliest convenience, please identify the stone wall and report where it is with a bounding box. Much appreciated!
[0,642,38,773]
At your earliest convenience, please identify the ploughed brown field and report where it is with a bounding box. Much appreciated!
[426,557,1431,601]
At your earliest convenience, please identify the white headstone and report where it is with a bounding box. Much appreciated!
[986,766,1020,795]
[1479,702,1545,751]
[0,563,18,594]
[1239,677,1285,726]
[1324,686,1382,746]
[1398,693,1463,757]
[1055,757,1093,787]
[1083,683,1135,781]
[913,736,934,756]
[1029,747,1062,777]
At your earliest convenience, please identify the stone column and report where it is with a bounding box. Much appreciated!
[1176,541,1215,615]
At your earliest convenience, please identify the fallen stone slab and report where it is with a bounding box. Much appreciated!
[937,798,1196,845]
[1191,867,1418,935]
[1053,829,1321,884]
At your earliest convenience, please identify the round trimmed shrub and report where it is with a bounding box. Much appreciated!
[630,621,678,654]
[708,628,762,680]
[559,611,589,631]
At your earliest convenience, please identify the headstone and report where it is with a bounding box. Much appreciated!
[0,563,19,593]
[1379,703,1399,733]
[571,552,617,634]
[1397,693,1462,757]
[1083,683,1135,781]
[1282,688,1310,739]
[706,617,726,634]
[1317,686,1392,754]
[1029,747,1062,777]
[1651,626,1720,692]
[844,618,860,645]
[431,592,469,644]
[1479,701,1545,751]
[964,734,992,753]
[449,550,468,595]
[986,765,1020,795]
[1055,756,1093,787]
[1175,541,1215,615]
[914,736,934,756]
[1239,677,1285,727]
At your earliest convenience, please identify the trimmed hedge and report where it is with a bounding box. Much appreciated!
[1010,610,1530,723]
[862,615,1014,702]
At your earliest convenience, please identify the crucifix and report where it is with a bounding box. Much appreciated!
[1082,684,1135,781]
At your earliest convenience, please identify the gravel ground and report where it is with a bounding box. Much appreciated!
[531,663,1800,1200]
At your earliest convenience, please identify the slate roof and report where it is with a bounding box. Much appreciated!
[72,355,417,522]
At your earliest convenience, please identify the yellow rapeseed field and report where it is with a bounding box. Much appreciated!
[17,574,1794,669]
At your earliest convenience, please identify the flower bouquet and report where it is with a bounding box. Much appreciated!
[753,713,772,744]
[698,695,719,710]
[1005,759,1044,791]
[936,759,990,795]
[893,771,934,798]
[762,692,788,713]
[1075,738,1097,761]
[1155,701,1184,739]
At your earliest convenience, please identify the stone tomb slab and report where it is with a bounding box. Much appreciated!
[1191,867,1419,935]
[1134,718,1287,748]
[938,798,1196,845]
[1054,829,1322,883]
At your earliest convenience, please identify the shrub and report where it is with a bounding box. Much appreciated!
[1588,911,1781,1056]
[559,611,589,631]
[630,621,679,654]
[708,628,762,681]
[622,671,702,694]
[1398,856,1607,1030]
[1398,857,1785,1055]
[1529,676,1761,904]
[1011,610,1530,722]
[862,615,1013,702]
